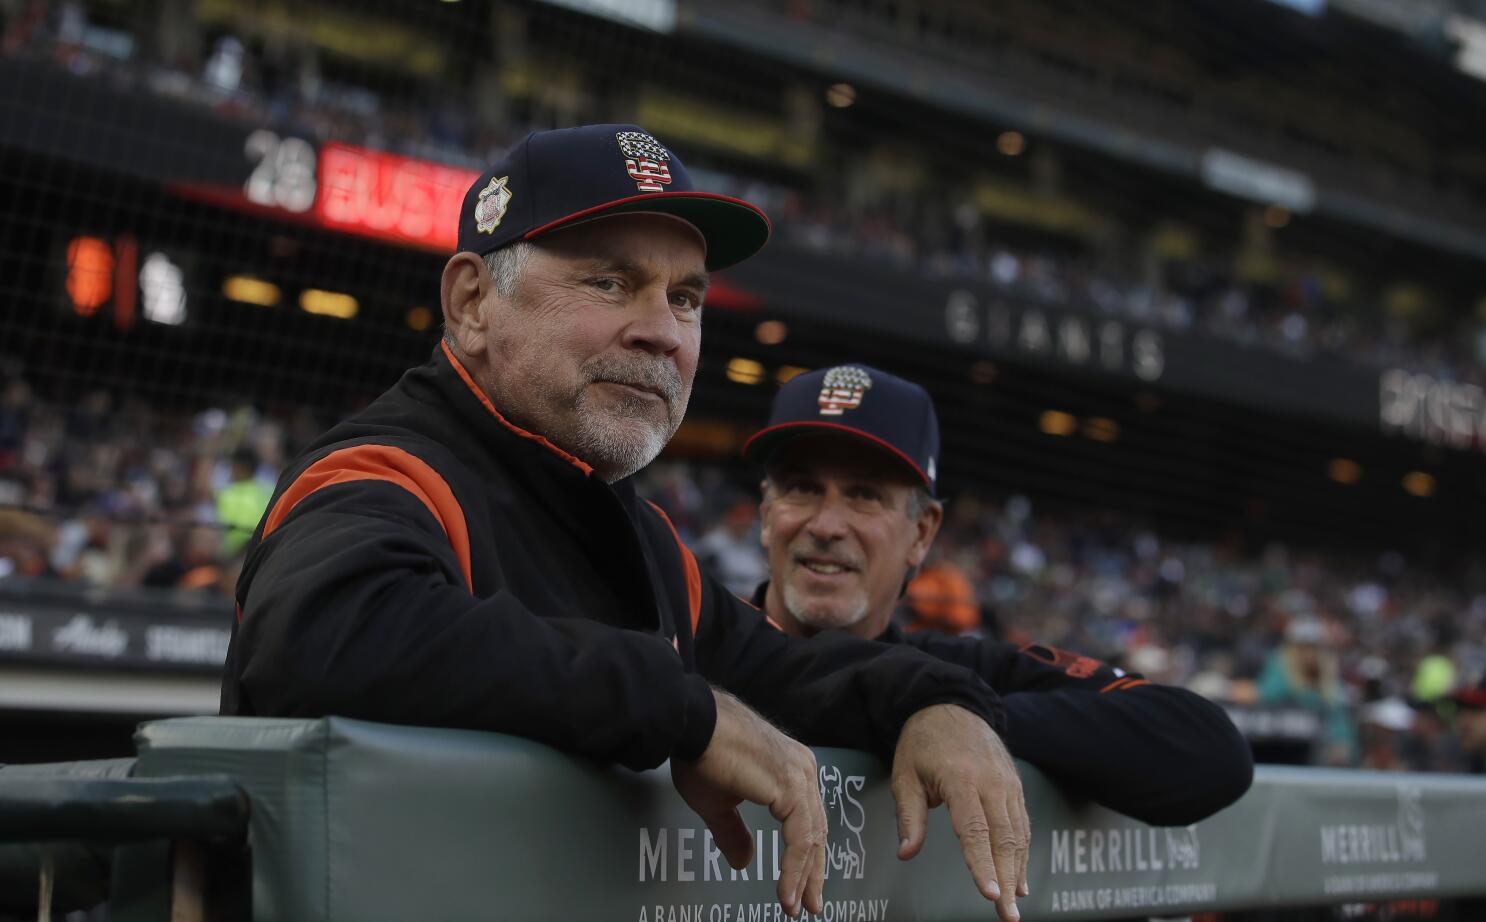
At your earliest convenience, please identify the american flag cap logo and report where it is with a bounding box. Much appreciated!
[817,366,873,416]
[616,130,674,192]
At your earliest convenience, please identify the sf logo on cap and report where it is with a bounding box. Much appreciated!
[474,176,512,234]
[617,131,673,192]
[818,366,872,416]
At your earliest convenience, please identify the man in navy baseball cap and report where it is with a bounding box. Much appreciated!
[743,363,944,639]
[455,123,770,271]
[744,364,1254,827]
[440,123,774,487]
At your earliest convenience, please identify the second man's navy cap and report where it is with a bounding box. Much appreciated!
[742,364,941,495]
[455,124,771,271]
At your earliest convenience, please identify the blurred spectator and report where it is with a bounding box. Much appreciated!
[903,555,981,635]
[1256,617,1358,766]
[0,379,28,471]
[695,500,768,599]
[0,508,57,580]
[1359,697,1415,771]
[216,449,272,556]
[141,525,223,593]
[1447,676,1486,774]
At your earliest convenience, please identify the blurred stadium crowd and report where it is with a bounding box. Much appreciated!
[3,378,1484,774]
[6,0,1486,381]
[2,0,1486,792]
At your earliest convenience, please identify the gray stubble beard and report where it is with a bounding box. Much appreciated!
[567,356,689,482]
[780,577,870,633]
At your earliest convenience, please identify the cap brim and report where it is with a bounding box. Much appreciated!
[742,421,931,489]
[523,191,770,271]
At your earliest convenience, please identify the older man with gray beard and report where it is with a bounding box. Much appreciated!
[222,126,1032,921]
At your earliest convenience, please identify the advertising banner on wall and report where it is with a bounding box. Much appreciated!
[129,717,1486,922]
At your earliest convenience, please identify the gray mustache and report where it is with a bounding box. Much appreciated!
[584,357,682,404]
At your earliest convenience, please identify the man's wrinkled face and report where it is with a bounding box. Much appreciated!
[759,436,940,638]
[475,214,707,481]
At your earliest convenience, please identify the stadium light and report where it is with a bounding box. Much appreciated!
[300,289,359,320]
[406,307,436,332]
[223,276,282,307]
[754,320,788,345]
[1328,458,1362,485]
[1039,410,1077,437]
[997,131,1026,157]
[726,357,766,385]
[1402,471,1436,497]
[776,365,808,384]
[1082,417,1120,443]
[825,83,856,108]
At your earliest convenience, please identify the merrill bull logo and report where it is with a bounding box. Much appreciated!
[1319,784,1427,865]
[819,765,866,881]
[639,764,868,883]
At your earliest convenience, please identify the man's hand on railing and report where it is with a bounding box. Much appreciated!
[891,704,1030,922]
[670,690,828,919]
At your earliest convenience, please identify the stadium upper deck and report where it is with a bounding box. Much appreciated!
[3,0,1485,383]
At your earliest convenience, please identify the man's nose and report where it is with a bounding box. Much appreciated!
[804,492,850,542]
[621,287,683,355]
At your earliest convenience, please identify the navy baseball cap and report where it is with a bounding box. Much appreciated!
[742,364,940,495]
[455,124,770,271]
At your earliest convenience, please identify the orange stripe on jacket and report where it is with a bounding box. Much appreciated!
[645,500,703,637]
[261,444,474,592]
[440,340,594,476]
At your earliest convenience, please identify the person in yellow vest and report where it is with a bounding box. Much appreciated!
[216,449,272,556]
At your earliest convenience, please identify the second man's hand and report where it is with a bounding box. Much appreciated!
[891,703,1030,922]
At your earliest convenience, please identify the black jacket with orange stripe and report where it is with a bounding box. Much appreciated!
[757,579,1251,827]
[891,628,1252,826]
[220,344,1003,770]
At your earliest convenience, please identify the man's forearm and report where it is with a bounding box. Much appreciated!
[1001,686,1252,825]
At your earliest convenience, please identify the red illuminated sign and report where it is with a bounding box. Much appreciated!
[315,144,480,252]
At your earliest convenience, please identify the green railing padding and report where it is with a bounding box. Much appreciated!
[110,716,1486,922]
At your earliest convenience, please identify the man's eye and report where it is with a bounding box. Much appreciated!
[671,292,701,310]
[590,277,621,292]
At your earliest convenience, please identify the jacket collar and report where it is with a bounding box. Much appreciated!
[436,341,596,477]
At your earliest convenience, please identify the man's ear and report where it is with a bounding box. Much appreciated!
[441,252,491,356]
[906,498,944,569]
